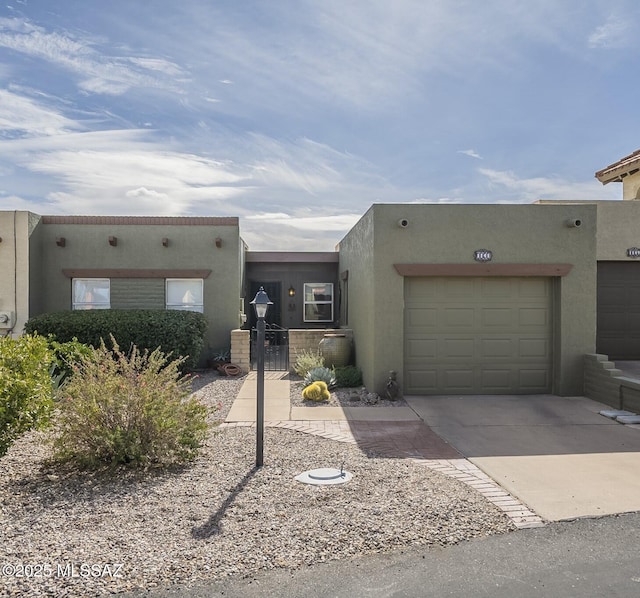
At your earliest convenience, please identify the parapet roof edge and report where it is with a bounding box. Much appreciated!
[246,251,339,263]
[40,215,238,225]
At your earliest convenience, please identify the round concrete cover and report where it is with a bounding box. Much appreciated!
[295,467,352,485]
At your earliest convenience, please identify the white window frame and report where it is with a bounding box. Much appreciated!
[165,278,204,313]
[303,282,334,323]
[72,278,111,310]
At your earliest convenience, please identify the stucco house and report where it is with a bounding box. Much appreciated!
[1,149,639,399]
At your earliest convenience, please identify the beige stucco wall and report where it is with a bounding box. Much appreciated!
[338,203,598,397]
[336,208,377,388]
[0,211,36,336]
[594,201,640,260]
[32,219,243,360]
[622,171,640,200]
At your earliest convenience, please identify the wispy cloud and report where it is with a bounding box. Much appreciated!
[477,168,618,201]
[588,14,631,49]
[0,17,187,95]
[0,88,81,136]
[458,149,482,160]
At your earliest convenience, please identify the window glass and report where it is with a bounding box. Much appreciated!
[72,279,110,310]
[166,279,204,312]
[303,283,333,322]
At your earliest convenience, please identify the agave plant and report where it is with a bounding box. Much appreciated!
[304,366,337,389]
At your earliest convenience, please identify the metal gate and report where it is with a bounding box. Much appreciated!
[251,324,289,371]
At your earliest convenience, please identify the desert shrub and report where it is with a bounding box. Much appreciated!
[334,365,363,388]
[48,337,93,390]
[302,381,330,402]
[0,334,54,457]
[52,337,209,468]
[293,349,325,377]
[303,366,337,389]
[25,309,207,371]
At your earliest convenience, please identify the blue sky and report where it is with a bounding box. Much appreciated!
[0,1,637,250]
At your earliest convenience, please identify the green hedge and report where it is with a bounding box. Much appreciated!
[25,310,207,371]
[0,334,54,457]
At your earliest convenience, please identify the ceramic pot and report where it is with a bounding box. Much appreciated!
[318,333,352,368]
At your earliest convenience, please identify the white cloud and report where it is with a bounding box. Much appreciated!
[125,187,168,200]
[458,149,482,160]
[0,89,80,136]
[0,17,187,96]
[588,15,631,49]
[477,167,619,201]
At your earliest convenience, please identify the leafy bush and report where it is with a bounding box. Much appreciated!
[25,309,207,371]
[303,366,337,389]
[52,337,210,468]
[334,365,363,388]
[293,349,325,377]
[302,381,330,402]
[48,338,92,390]
[0,334,54,457]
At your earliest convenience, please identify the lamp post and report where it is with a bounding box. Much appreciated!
[250,286,272,467]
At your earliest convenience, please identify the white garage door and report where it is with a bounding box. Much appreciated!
[404,277,552,394]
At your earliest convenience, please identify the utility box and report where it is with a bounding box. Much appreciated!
[0,311,15,329]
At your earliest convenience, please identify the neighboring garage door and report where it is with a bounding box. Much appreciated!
[404,277,552,394]
[597,262,640,359]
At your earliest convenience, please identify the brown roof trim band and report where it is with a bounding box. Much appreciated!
[394,263,573,277]
[43,216,238,226]
[62,269,212,279]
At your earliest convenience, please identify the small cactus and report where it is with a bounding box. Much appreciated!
[302,381,331,402]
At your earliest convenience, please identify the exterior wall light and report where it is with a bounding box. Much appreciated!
[250,286,273,467]
[627,247,640,258]
[162,237,169,247]
[108,236,118,247]
[474,249,493,262]
[288,285,296,297]
[56,237,66,247]
[215,237,222,248]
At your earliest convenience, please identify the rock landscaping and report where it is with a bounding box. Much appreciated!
[0,372,514,597]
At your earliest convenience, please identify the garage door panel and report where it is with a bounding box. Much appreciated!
[518,338,549,358]
[481,278,513,298]
[442,338,475,358]
[445,308,475,327]
[519,370,549,391]
[519,308,548,326]
[406,338,437,359]
[405,369,438,391]
[443,279,475,298]
[443,368,474,390]
[406,307,438,328]
[518,278,549,297]
[481,369,513,390]
[405,276,552,394]
[482,308,513,327]
[481,338,513,357]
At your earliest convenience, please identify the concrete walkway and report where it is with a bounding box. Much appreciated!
[223,373,544,529]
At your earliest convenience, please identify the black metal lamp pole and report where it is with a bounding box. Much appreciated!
[250,287,272,468]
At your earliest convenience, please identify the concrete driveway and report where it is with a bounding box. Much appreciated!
[405,394,640,521]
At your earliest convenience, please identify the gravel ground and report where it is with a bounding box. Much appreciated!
[0,373,514,597]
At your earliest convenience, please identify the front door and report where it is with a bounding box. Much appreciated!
[248,281,282,329]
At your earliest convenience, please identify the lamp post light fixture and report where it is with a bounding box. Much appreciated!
[250,286,273,467]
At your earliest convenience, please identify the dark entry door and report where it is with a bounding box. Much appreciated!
[597,262,640,359]
[248,281,282,329]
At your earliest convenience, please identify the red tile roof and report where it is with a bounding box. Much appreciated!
[595,149,640,184]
